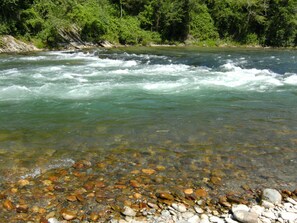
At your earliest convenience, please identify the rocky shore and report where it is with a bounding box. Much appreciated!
[1,159,296,223]
[0,35,40,53]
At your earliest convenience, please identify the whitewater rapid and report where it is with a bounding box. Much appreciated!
[1,50,297,101]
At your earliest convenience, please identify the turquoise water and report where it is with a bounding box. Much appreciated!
[0,47,297,189]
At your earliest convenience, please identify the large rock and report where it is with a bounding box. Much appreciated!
[0,35,39,53]
[262,188,282,205]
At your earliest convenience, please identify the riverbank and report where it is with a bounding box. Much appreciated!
[1,35,297,54]
[0,36,41,53]
[1,158,297,222]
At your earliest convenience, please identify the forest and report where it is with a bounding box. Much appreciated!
[0,0,296,48]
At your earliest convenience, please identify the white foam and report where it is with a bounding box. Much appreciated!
[284,74,297,85]
[20,158,75,179]
[19,56,47,61]
[142,82,185,91]
[1,68,19,75]
[112,69,129,74]
[0,85,32,100]
[21,168,42,179]
[210,62,283,90]
[1,53,296,101]
[123,60,138,67]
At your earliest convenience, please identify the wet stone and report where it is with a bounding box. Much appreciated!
[61,209,77,220]
[184,188,194,195]
[76,194,84,202]
[66,195,77,202]
[16,204,29,213]
[195,188,208,198]
[3,199,14,210]
[141,169,156,175]
[156,192,174,201]
[53,185,65,192]
[18,179,30,187]
[83,181,95,190]
[122,206,136,217]
[210,176,222,185]
[90,212,99,221]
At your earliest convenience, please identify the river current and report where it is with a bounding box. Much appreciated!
[0,47,296,191]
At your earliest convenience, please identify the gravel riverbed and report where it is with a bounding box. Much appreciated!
[1,159,296,223]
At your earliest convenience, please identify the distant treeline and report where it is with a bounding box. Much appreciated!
[0,0,296,47]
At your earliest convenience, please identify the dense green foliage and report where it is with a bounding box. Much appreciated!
[0,0,296,47]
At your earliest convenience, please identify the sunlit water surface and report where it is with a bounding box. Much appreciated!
[0,47,296,191]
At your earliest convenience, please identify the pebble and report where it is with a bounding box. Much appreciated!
[184,188,194,195]
[250,205,264,216]
[259,217,271,223]
[194,206,204,214]
[225,217,239,223]
[18,179,30,187]
[188,215,200,223]
[122,206,136,217]
[182,211,194,219]
[147,202,158,209]
[161,210,171,217]
[141,169,156,175]
[209,216,224,223]
[232,204,250,213]
[156,192,174,201]
[61,210,77,220]
[261,200,275,209]
[233,210,258,223]
[66,195,77,202]
[172,203,187,213]
[48,218,61,223]
[262,188,282,205]
[16,204,29,213]
[286,197,297,205]
[3,199,14,210]
[195,188,208,197]
[200,214,210,223]
[262,210,276,220]
[280,211,297,221]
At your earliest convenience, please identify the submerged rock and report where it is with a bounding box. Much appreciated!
[122,206,136,217]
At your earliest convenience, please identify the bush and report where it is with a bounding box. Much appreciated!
[244,33,259,45]
[81,19,108,42]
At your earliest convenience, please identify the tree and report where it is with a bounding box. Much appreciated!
[265,0,297,46]
[188,1,219,41]
[139,0,189,41]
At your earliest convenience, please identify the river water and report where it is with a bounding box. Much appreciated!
[0,47,296,191]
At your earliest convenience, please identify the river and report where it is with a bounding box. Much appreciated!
[0,47,296,191]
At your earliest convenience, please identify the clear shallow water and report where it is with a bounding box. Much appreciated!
[0,47,296,190]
